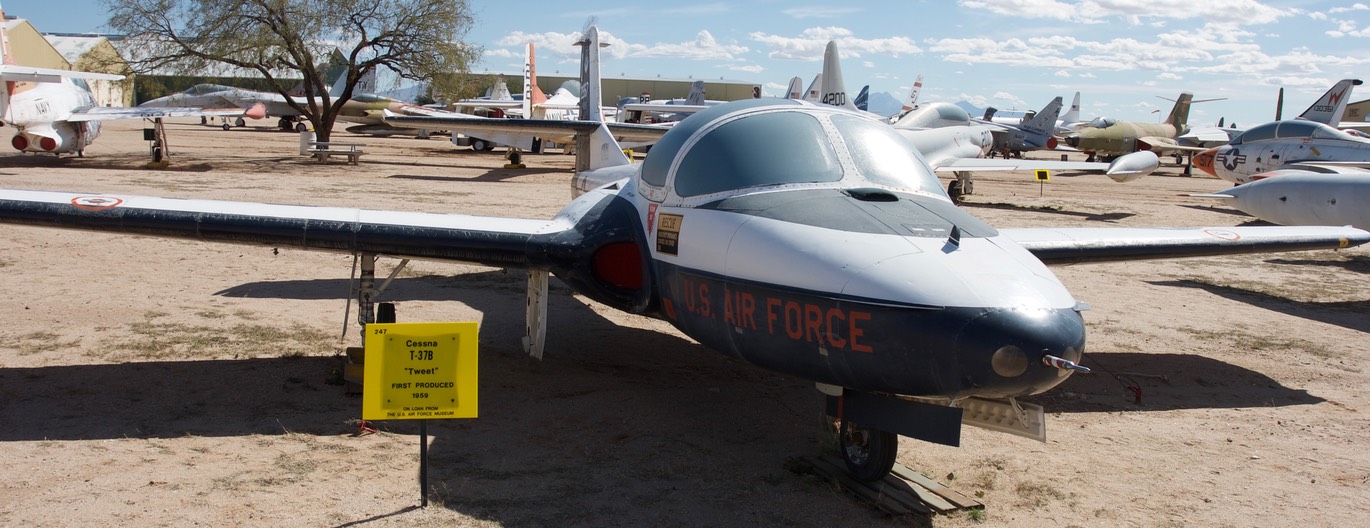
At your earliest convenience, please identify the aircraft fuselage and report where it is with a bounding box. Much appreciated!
[4,78,102,154]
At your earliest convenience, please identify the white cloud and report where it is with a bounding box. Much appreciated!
[1158,72,1183,80]
[1329,3,1370,14]
[729,64,765,74]
[958,0,1293,25]
[750,27,921,60]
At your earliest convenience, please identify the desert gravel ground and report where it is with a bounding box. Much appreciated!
[0,118,1367,527]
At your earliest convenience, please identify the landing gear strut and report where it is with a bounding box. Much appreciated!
[838,419,898,482]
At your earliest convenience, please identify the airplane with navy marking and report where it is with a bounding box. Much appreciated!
[0,24,1365,485]
[0,7,262,157]
[1192,79,1369,184]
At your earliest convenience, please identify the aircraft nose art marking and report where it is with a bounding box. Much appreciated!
[71,196,123,211]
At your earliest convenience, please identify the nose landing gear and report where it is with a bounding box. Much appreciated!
[838,420,898,482]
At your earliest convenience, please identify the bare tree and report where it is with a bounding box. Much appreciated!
[104,0,479,141]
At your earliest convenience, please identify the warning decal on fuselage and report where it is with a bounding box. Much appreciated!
[656,213,683,255]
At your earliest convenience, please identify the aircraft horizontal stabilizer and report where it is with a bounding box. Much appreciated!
[0,65,123,83]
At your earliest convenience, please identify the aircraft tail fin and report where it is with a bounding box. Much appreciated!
[575,23,629,171]
[490,76,513,101]
[327,65,375,97]
[803,74,821,103]
[903,75,923,112]
[818,41,857,111]
[1275,87,1284,121]
[1061,91,1080,124]
[1296,78,1362,127]
[357,66,377,94]
[1162,92,1194,129]
[684,80,706,106]
[1022,96,1064,134]
[854,85,869,112]
[784,76,804,99]
[522,41,548,119]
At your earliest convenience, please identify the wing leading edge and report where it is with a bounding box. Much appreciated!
[0,189,562,268]
[1000,226,1369,265]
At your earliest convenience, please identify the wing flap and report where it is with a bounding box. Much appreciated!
[1000,225,1369,265]
[0,190,561,267]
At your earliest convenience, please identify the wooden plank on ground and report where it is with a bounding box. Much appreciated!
[789,454,994,516]
[890,464,983,510]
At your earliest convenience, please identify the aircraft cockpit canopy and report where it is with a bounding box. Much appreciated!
[1227,120,1361,146]
[1088,116,1117,129]
[639,99,945,205]
[351,94,394,103]
[185,84,236,95]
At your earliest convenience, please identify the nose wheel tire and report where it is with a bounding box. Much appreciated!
[838,420,898,482]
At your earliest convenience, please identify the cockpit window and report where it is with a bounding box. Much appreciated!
[1236,122,1277,144]
[830,114,941,194]
[1276,120,1319,138]
[673,111,842,197]
[188,84,231,95]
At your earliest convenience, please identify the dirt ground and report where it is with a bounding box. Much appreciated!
[0,118,1367,527]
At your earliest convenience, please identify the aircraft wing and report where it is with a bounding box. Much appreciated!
[936,158,1106,172]
[67,102,267,122]
[382,112,670,143]
[1178,126,1239,145]
[1137,136,1209,153]
[621,103,710,114]
[998,225,1368,265]
[0,189,562,268]
[936,151,1160,180]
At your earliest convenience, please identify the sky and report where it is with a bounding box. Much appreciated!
[7,0,1370,127]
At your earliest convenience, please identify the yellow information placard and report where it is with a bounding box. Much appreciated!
[361,322,478,420]
[1034,169,1050,181]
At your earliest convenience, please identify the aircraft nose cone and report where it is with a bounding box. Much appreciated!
[1193,147,1219,177]
[1064,135,1080,148]
[955,307,1086,398]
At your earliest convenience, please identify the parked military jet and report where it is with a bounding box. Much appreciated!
[978,96,1064,157]
[1193,80,1369,184]
[1,24,1364,486]
[1064,92,1214,162]
[0,9,259,156]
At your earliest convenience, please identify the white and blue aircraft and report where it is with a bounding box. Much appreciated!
[0,25,1365,484]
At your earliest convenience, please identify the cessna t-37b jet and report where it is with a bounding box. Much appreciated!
[0,25,1365,484]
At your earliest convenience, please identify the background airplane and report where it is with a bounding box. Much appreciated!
[1063,92,1214,163]
[978,96,1064,158]
[1193,79,1369,184]
[0,8,260,156]
[139,69,426,133]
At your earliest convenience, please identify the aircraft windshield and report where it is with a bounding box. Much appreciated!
[673,111,843,197]
[187,84,234,95]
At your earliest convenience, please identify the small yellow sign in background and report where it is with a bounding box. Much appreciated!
[1034,169,1050,181]
[362,322,478,420]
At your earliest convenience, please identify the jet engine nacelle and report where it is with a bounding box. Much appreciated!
[10,121,90,154]
[535,187,656,315]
